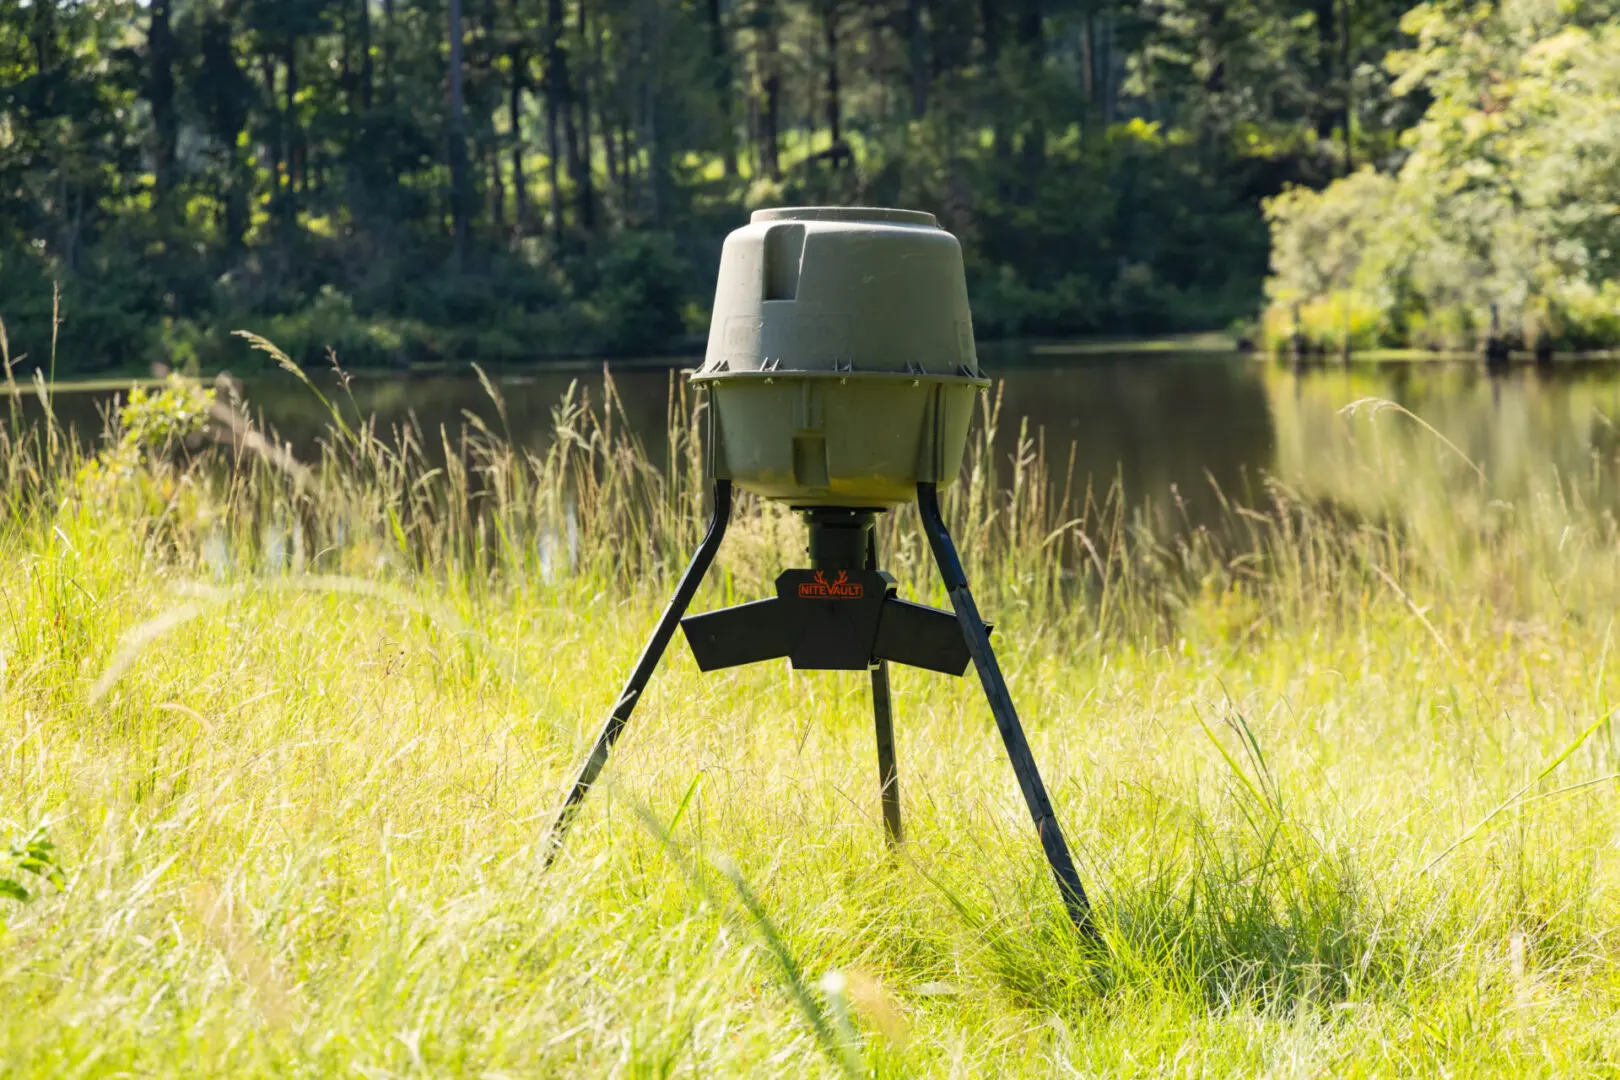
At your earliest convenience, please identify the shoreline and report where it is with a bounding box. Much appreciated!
[1267,348,1620,364]
[2,334,1244,393]
[13,336,1620,397]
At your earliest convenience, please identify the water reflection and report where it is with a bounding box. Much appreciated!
[982,353,1275,530]
[1270,362,1620,511]
[12,353,1620,537]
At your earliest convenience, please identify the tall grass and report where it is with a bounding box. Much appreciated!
[1,352,1618,1075]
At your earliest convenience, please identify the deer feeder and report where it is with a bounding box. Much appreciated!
[543,207,1093,934]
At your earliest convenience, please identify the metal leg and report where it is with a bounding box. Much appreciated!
[867,531,904,847]
[916,482,1095,935]
[543,480,733,866]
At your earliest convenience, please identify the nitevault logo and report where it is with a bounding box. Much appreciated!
[798,570,864,599]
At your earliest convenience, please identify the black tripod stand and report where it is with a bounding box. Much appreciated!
[542,478,1093,934]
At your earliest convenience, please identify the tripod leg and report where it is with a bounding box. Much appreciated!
[916,482,1095,935]
[871,663,903,846]
[867,531,904,846]
[543,480,733,866]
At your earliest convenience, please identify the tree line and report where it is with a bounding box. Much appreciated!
[1264,1,1620,356]
[3,0,1455,372]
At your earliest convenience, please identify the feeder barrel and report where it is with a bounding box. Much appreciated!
[699,207,979,377]
[691,207,988,509]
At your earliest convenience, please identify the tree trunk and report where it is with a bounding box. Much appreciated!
[340,1,353,112]
[759,0,780,180]
[543,103,561,241]
[1103,13,1119,124]
[448,0,470,260]
[592,4,620,213]
[980,0,1010,174]
[544,0,565,241]
[510,44,530,234]
[617,120,632,208]
[574,0,597,233]
[202,11,249,253]
[489,142,506,234]
[823,3,841,146]
[285,34,301,198]
[1203,2,1226,96]
[28,2,53,74]
[261,54,283,206]
[744,81,759,177]
[147,0,177,207]
[383,0,396,100]
[1340,0,1353,173]
[360,0,374,111]
[564,79,588,235]
[1314,0,1336,140]
[601,100,620,207]
[908,0,928,120]
[1079,10,1093,110]
[1017,0,1044,179]
[1202,1,1227,156]
[554,0,586,234]
[637,7,661,224]
[707,0,737,175]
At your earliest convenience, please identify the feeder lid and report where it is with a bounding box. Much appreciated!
[696,207,981,379]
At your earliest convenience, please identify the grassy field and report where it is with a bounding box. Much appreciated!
[2,348,1619,1076]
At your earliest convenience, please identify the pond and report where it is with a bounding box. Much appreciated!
[12,347,1620,536]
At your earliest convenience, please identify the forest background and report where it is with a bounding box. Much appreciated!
[3,0,1618,374]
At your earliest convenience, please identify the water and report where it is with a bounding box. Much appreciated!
[14,350,1620,531]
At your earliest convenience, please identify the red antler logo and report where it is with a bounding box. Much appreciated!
[798,570,864,599]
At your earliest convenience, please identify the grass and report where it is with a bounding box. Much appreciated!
[2,346,1619,1076]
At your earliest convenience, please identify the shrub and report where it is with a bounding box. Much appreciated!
[581,231,692,355]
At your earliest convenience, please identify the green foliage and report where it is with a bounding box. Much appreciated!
[578,231,692,355]
[73,374,216,516]
[0,0,1430,371]
[16,0,1611,365]
[1,825,64,908]
[0,258,157,374]
[119,375,216,447]
[1265,4,1620,353]
[241,288,406,370]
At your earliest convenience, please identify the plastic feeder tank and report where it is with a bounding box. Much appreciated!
[691,206,989,508]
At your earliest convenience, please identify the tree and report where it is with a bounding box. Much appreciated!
[1265,2,1620,351]
[0,0,1528,372]
[448,0,470,260]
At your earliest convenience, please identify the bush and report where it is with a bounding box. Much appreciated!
[236,287,405,370]
[580,231,693,355]
[0,257,156,375]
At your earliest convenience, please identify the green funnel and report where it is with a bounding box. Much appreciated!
[692,207,988,508]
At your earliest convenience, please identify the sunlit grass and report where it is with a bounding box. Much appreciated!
[1,355,1618,1075]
